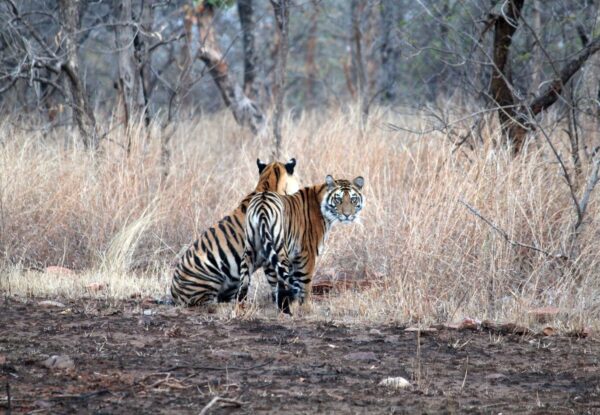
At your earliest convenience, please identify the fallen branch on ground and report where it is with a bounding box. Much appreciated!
[199,396,246,415]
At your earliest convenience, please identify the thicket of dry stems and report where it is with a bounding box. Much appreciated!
[0,107,598,331]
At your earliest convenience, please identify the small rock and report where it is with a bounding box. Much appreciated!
[143,309,155,316]
[369,328,383,336]
[38,300,66,308]
[384,335,400,344]
[542,327,557,336]
[42,355,74,370]
[33,400,54,409]
[459,318,481,330]
[129,340,146,348]
[344,351,378,362]
[379,377,411,389]
[141,297,157,307]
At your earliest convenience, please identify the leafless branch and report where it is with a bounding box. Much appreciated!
[458,198,562,259]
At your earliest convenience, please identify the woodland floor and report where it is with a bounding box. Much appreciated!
[1,297,599,414]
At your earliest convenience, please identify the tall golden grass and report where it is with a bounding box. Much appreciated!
[1,107,598,330]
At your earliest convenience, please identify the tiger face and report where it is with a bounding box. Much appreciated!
[256,158,300,195]
[322,175,365,224]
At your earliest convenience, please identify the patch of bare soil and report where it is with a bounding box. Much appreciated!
[1,297,599,414]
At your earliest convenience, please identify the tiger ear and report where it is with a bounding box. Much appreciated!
[325,175,336,190]
[257,158,267,174]
[353,176,364,190]
[285,158,296,175]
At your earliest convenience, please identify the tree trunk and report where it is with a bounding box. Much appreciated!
[488,0,526,153]
[579,13,600,148]
[134,0,155,128]
[350,0,368,124]
[270,0,290,159]
[57,0,99,150]
[304,0,319,109]
[196,4,265,134]
[488,0,600,155]
[237,0,259,99]
[114,0,146,131]
[529,0,543,94]
[379,0,401,103]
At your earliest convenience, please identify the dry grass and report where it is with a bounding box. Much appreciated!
[1,107,599,331]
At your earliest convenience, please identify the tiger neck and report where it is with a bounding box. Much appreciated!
[304,183,334,242]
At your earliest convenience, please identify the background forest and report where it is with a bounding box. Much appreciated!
[1,0,599,329]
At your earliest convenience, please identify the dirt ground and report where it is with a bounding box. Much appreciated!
[1,297,599,414]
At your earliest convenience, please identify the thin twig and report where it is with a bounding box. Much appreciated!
[5,381,10,414]
[199,396,221,415]
[46,389,111,401]
[160,359,273,373]
[458,199,561,259]
[461,356,469,391]
[575,153,600,231]
[534,118,582,225]
[199,396,245,415]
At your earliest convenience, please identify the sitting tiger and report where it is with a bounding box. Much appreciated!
[170,158,299,306]
[239,174,365,314]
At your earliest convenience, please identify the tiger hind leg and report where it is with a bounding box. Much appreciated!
[264,257,295,314]
[238,249,253,303]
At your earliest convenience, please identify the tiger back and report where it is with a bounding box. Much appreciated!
[240,175,365,313]
[170,158,299,306]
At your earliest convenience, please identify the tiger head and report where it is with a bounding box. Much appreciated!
[256,158,300,195]
[321,175,365,224]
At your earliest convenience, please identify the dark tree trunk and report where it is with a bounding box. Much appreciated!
[114,0,146,130]
[196,4,265,134]
[350,0,368,123]
[134,0,155,128]
[237,0,259,99]
[270,0,290,158]
[379,0,401,103]
[57,0,99,150]
[489,0,526,153]
[304,0,320,108]
[489,0,600,155]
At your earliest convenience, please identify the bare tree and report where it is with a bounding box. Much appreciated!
[58,0,99,149]
[304,0,320,109]
[379,0,401,103]
[237,0,259,99]
[114,0,146,134]
[488,0,600,154]
[270,0,290,158]
[194,2,265,134]
[350,0,368,122]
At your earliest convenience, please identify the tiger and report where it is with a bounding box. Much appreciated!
[239,174,365,314]
[170,158,299,306]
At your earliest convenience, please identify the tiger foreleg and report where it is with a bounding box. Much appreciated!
[289,256,316,305]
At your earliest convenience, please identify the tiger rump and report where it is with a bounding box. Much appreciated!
[240,175,365,313]
[170,158,298,306]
